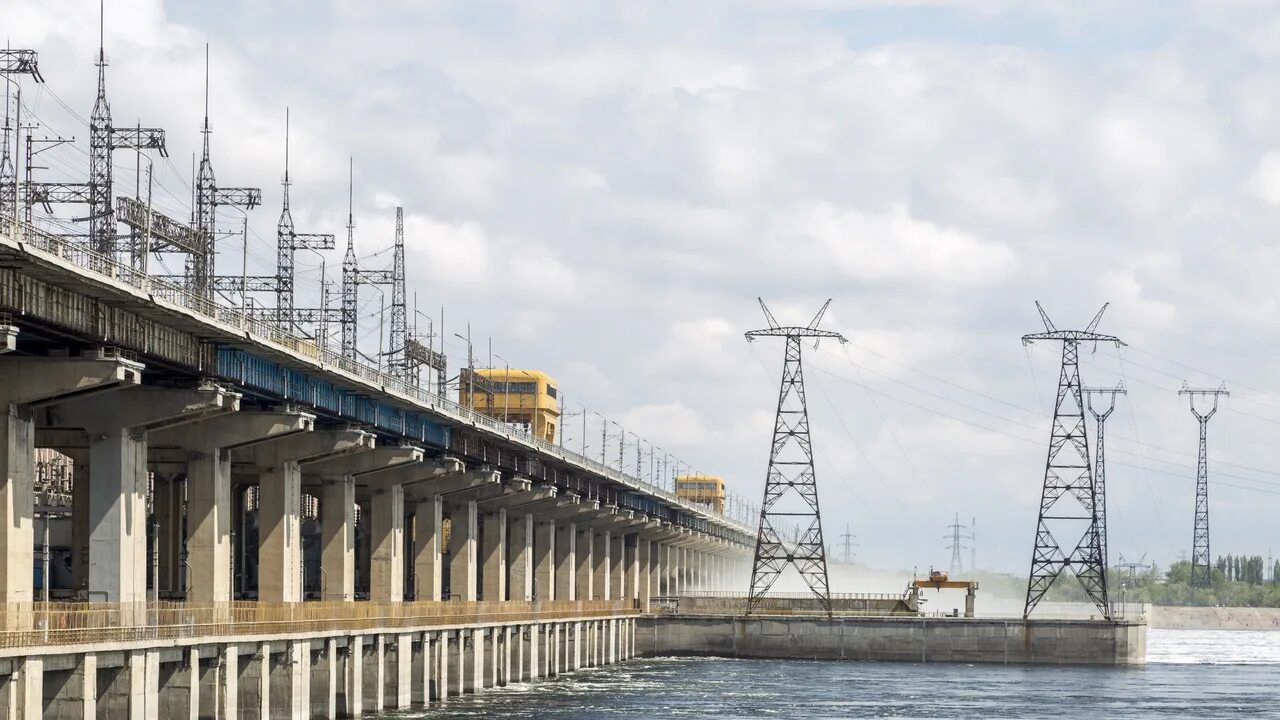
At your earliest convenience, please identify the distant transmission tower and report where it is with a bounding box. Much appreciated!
[1022,302,1121,619]
[1179,383,1228,588]
[1084,383,1125,573]
[744,298,845,615]
[839,523,857,563]
[946,513,971,574]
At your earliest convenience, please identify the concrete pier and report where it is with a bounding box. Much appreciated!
[637,614,1146,665]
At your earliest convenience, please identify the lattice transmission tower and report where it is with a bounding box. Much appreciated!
[1179,383,1227,588]
[1023,302,1121,619]
[946,514,971,574]
[1084,384,1125,574]
[744,298,845,615]
[1,49,44,224]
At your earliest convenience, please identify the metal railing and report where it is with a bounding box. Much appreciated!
[0,599,637,650]
[1,219,752,536]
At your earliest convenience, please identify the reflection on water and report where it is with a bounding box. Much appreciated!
[382,629,1276,719]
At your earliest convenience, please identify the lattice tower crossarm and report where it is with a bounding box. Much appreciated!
[744,298,844,616]
[1022,302,1122,620]
[1084,384,1125,577]
[1179,384,1227,588]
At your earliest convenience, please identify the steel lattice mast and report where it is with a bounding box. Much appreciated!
[1084,384,1125,575]
[744,298,845,615]
[1023,302,1122,619]
[1179,383,1227,588]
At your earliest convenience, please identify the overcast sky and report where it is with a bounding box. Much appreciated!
[9,0,1280,579]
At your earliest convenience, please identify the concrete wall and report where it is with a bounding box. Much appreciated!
[636,614,1146,666]
[1150,605,1280,631]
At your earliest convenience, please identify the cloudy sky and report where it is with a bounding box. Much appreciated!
[8,0,1280,578]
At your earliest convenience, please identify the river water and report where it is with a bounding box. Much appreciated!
[384,629,1280,719]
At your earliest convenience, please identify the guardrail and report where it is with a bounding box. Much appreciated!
[662,591,906,601]
[0,599,638,650]
[1,219,753,536]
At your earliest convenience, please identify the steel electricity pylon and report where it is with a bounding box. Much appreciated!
[1179,383,1228,588]
[1022,302,1122,619]
[1083,383,1125,574]
[744,298,845,615]
[946,514,971,574]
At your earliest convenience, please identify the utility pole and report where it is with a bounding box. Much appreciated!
[1022,302,1121,619]
[744,298,845,615]
[1179,383,1228,588]
[1084,383,1126,573]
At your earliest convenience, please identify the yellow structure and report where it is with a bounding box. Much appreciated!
[459,368,560,443]
[675,475,726,513]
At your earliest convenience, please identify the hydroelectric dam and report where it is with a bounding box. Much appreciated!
[0,33,1143,720]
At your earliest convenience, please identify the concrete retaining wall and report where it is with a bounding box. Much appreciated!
[637,614,1146,665]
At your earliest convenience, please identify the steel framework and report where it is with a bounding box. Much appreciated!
[744,298,844,615]
[1179,383,1227,588]
[946,514,970,574]
[1083,383,1125,575]
[1022,302,1121,619]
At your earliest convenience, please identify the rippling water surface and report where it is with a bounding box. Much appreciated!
[384,629,1280,719]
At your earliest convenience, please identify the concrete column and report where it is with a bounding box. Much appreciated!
[187,646,200,720]
[345,637,362,719]
[575,527,592,601]
[554,522,575,601]
[0,406,34,604]
[272,640,308,719]
[592,531,610,600]
[13,657,41,720]
[516,625,525,682]
[325,638,338,719]
[256,448,303,602]
[480,508,506,602]
[186,448,231,602]
[396,634,412,709]
[533,518,555,601]
[222,645,238,720]
[424,627,440,702]
[528,624,540,679]
[437,632,450,700]
[448,500,478,601]
[488,628,500,687]
[608,619,617,664]
[454,632,466,697]
[370,485,405,602]
[610,534,624,602]
[638,538,652,611]
[321,476,356,601]
[573,622,583,670]
[153,476,183,596]
[365,635,385,712]
[88,430,149,603]
[503,626,514,685]
[510,513,534,602]
[470,630,484,693]
[413,496,442,601]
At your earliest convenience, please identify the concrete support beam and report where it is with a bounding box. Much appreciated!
[0,325,15,355]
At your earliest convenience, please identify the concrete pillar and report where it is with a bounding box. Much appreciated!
[448,500,478,601]
[12,657,41,720]
[395,635,412,708]
[269,641,308,719]
[638,538,652,611]
[256,446,303,603]
[592,531,610,600]
[554,522,575,601]
[88,430,149,603]
[510,513,534,601]
[370,485,405,602]
[480,508,506,602]
[575,526,593,601]
[345,637,362,719]
[419,632,432,705]
[503,626,514,685]
[470,630,484,694]
[413,496,442,601]
[528,624,540,679]
[454,631,466,697]
[321,476,356,601]
[186,448,231,602]
[153,476,183,596]
[222,645,238,720]
[516,625,526,682]
[610,534,624,602]
[437,632,450,700]
[573,622,583,670]
[533,517,555,601]
[0,405,34,604]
